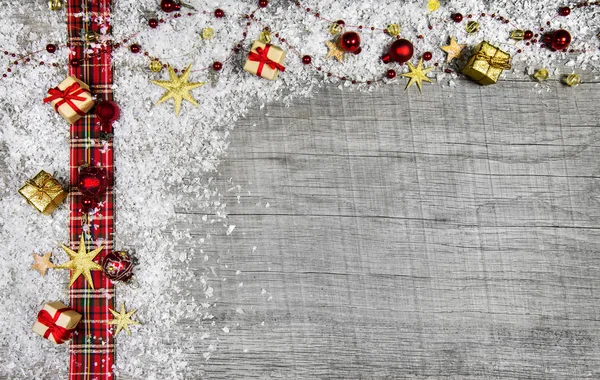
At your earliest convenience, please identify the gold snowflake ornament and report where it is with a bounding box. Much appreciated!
[151,64,205,117]
[56,235,103,289]
[108,303,140,337]
[401,58,434,93]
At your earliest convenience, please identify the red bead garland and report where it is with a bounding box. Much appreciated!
[129,44,141,53]
[148,18,158,28]
[558,6,571,16]
[160,0,175,13]
[302,55,312,65]
[452,13,463,23]
[46,44,57,53]
[214,8,225,18]
[422,51,432,61]
[258,0,268,7]
[386,69,396,79]
[212,61,223,71]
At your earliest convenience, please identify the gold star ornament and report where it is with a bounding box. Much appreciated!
[56,235,103,289]
[31,252,55,277]
[441,37,466,63]
[151,64,205,116]
[325,40,345,62]
[401,58,434,93]
[108,303,140,337]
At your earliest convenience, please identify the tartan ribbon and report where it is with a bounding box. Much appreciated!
[473,50,512,70]
[43,82,91,116]
[38,308,73,344]
[248,45,285,77]
[26,174,63,200]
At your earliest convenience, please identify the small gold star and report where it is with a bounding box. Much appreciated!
[401,58,434,93]
[56,235,103,289]
[108,303,140,337]
[151,64,205,117]
[325,40,345,62]
[31,252,55,277]
[441,37,466,63]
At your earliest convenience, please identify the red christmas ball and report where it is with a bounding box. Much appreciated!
[173,2,181,11]
[78,166,108,198]
[386,69,396,79]
[46,44,57,53]
[95,100,120,122]
[212,61,223,71]
[148,18,159,28]
[381,38,414,64]
[339,31,361,54]
[302,55,312,64]
[550,29,571,50]
[160,0,175,12]
[524,30,533,40]
[129,44,141,54]
[452,13,463,23]
[102,251,135,282]
[558,6,571,16]
[422,51,432,61]
[258,0,268,7]
[81,196,99,213]
[214,8,225,18]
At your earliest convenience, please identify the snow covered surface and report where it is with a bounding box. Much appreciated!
[0,0,598,378]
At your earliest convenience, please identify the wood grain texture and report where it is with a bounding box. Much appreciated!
[170,80,600,379]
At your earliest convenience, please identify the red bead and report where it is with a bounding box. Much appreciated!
[550,29,571,50]
[102,251,135,282]
[78,166,108,198]
[214,8,224,18]
[524,30,533,40]
[558,6,571,16]
[129,44,141,54]
[381,39,413,64]
[173,2,181,11]
[386,69,396,79]
[148,18,159,28]
[212,61,223,71]
[336,20,345,26]
[46,44,57,53]
[95,100,120,122]
[422,51,432,61]
[452,13,463,23]
[339,31,361,54]
[258,0,268,7]
[81,196,99,213]
[302,55,312,64]
[160,0,175,12]
[70,59,80,67]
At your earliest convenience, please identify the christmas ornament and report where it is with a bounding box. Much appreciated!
[422,52,432,61]
[214,8,224,18]
[46,44,57,53]
[386,69,396,79]
[243,40,286,80]
[212,61,223,71]
[31,252,55,277]
[95,100,120,122]
[130,44,141,53]
[381,39,414,64]
[564,73,580,87]
[148,18,159,28]
[440,37,466,63]
[201,27,214,40]
[259,29,272,44]
[160,0,175,13]
[385,24,401,37]
[78,166,108,199]
[18,170,68,215]
[558,6,571,16]
[549,29,571,50]
[466,21,479,33]
[102,251,135,282]
[302,55,312,65]
[108,303,140,337]
[32,301,81,344]
[56,235,104,289]
[462,41,512,85]
[427,0,440,12]
[149,60,163,72]
[48,0,62,11]
[524,30,534,40]
[328,21,344,35]
[339,31,361,54]
[259,0,268,7]
[325,40,345,62]
[510,30,525,41]
[452,13,463,23]
[533,68,549,82]
[151,64,205,116]
[43,76,94,124]
[80,196,99,213]
[401,58,434,92]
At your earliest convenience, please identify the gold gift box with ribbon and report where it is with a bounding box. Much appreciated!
[461,41,512,85]
[18,170,68,215]
[243,40,286,80]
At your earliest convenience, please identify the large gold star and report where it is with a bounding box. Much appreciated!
[56,235,103,289]
[441,37,466,63]
[401,58,434,93]
[108,303,140,337]
[325,40,344,62]
[151,64,205,117]
[31,252,55,277]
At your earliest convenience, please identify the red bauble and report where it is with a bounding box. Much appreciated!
[558,6,571,16]
[422,51,432,61]
[81,196,99,213]
[129,44,141,54]
[214,8,225,18]
[339,31,361,54]
[102,251,135,282]
[452,13,463,23]
[173,2,181,11]
[46,44,57,53]
[386,69,396,79]
[258,0,268,7]
[78,166,108,198]
[524,30,533,40]
[550,29,571,50]
[212,61,223,71]
[302,55,312,65]
[95,100,120,122]
[160,0,175,12]
[381,38,414,64]
[148,18,159,28]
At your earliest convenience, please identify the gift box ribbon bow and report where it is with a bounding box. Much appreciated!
[473,50,512,70]
[37,308,73,344]
[26,174,63,200]
[248,45,286,77]
[43,82,91,116]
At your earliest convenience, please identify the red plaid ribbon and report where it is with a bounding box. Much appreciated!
[67,1,115,379]
[43,82,91,115]
[38,308,73,344]
[248,45,286,77]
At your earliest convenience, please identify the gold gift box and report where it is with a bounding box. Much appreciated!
[45,76,94,124]
[18,170,68,215]
[461,41,512,85]
[243,40,286,80]
[32,301,82,344]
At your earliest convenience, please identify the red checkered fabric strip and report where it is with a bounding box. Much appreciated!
[67,1,115,379]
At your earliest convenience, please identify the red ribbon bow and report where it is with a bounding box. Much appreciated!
[248,45,285,77]
[37,308,73,344]
[43,82,91,116]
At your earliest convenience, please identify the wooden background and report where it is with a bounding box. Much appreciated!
[174,79,600,379]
